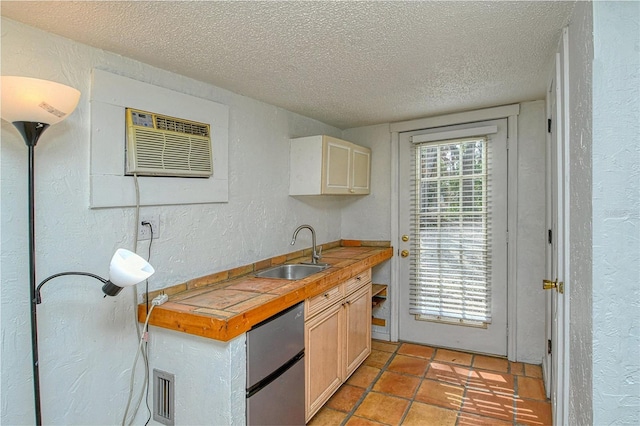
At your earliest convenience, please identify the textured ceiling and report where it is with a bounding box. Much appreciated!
[1,1,575,129]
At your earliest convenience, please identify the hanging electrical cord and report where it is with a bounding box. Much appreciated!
[141,221,153,425]
[121,173,153,425]
[143,221,153,315]
[122,303,154,426]
[132,173,143,340]
[121,290,167,426]
[124,222,154,425]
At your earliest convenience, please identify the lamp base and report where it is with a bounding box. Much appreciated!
[12,121,50,147]
[101,281,124,297]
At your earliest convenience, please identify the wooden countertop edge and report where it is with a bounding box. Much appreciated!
[139,246,393,342]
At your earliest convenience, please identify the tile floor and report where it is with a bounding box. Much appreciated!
[308,340,552,426]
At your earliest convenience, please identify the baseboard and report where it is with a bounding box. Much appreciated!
[372,331,390,341]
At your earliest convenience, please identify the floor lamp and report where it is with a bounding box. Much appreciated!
[1,76,155,425]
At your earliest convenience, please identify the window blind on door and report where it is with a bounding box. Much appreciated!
[409,136,493,325]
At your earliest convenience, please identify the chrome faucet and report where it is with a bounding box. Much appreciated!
[291,224,322,265]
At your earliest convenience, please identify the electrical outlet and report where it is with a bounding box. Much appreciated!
[139,214,160,241]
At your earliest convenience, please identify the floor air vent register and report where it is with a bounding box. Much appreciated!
[153,369,175,425]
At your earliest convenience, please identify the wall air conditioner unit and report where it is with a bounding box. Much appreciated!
[125,108,213,178]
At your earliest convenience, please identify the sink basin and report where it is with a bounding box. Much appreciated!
[255,264,329,280]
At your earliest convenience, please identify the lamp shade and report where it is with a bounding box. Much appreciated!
[1,76,80,125]
[109,248,155,287]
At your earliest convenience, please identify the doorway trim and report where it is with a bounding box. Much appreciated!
[390,104,520,361]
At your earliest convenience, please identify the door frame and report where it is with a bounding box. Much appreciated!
[558,26,571,426]
[390,104,520,361]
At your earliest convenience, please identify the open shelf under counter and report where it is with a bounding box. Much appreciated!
[371,283,388,326]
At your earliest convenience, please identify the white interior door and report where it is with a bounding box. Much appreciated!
[398,119,508,356]
[545,28,570,426]
[543,69,556,400]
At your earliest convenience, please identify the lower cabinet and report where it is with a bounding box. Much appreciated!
[304,270,372,422]
[305,301,343,420]
[344,283,372,377]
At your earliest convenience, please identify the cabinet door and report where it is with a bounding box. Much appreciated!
[343,283,372,378]
[351,146,371,194]
[305,302,344,422]
[322,137,351,194]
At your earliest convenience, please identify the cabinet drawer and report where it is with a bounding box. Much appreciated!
[305,285,344,319]
[345,269,371,295]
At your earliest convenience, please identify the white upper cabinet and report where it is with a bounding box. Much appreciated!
[290,135,371,195]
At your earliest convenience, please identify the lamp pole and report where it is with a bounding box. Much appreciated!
[15,121,49,426]
[28,143,42,426]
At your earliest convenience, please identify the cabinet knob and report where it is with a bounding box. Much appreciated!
[349,189,355,193]
[324,293,330,298]
[401,249,409,258]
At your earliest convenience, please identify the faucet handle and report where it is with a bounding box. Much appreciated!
[317,246,322,257]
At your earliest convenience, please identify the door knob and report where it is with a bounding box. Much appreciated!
[400,250,409,258]
[543,279,564,294]
[542,279,557,290]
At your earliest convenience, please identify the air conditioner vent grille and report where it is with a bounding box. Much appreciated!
[126,108,213,178]
[156,116,209,137]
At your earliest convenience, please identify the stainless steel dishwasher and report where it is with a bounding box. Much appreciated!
[246,302,305,425]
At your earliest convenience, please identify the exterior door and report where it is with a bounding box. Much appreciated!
[398,118,509,356]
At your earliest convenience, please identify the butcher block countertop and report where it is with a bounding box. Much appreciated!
[138,240,393,342]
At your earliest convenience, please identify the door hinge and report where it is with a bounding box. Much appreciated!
[548,118,552,133]
[548,229,553,244]
[506,138,509,151]
[548,339,552,354]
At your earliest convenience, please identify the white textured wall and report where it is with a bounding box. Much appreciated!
[592,1,640,424]
[515,101,547,363]
[0,18,343,425]
[342,124,393,339]
[341,124,393,241]
[566,1,594,424]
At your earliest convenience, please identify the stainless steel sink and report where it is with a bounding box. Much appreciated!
[255,264,329,280]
